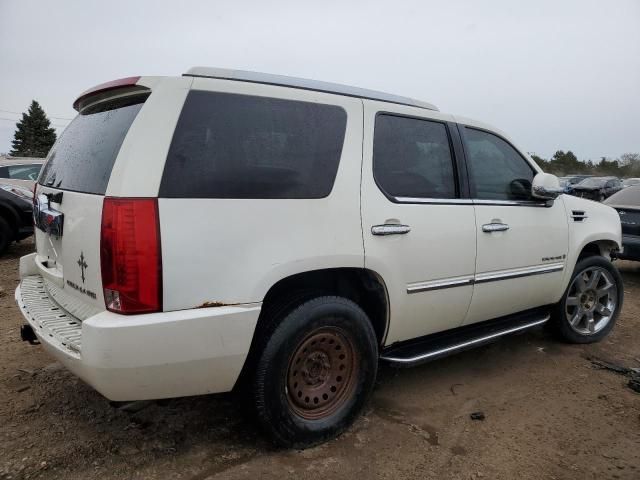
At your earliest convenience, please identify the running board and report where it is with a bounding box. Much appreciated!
[380,308,550,367]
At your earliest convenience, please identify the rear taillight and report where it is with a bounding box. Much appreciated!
[100,198,162,314]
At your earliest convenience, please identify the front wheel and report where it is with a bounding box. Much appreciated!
[251,296,378,448]
[551,256,623,343]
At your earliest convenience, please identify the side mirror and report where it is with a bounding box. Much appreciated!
[532,173,563,200]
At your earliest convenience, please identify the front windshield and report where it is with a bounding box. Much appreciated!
[578,178,605,187]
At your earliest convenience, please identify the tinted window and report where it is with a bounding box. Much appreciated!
[39,95,146,194]
[464,128,535,201]
[373,115,456,199]
[8,164,42,180]
[160,91,347,199]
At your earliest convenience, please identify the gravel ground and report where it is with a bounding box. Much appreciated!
[1,238,639,480]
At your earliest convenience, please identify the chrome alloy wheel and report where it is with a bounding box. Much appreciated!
[565,266,618,335]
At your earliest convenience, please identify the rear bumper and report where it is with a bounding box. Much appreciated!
[15,273,260,401]
[618,235,640,261]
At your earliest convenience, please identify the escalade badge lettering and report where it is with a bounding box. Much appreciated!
[541,254,566,262]
[77,252,88,284]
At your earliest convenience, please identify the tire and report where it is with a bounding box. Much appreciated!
[251,296,378,448]
[0,217,12,256]
[551,256,623,344]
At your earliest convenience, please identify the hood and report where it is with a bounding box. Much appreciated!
[606,202,640,212]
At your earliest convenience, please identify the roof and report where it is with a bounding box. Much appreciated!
[184,67,438,111]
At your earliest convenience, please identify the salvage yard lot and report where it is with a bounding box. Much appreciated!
[1,239,639,480]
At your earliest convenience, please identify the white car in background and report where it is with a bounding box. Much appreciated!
[622,178,640,188]
[16,68,624,447]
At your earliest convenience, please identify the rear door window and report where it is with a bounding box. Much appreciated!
[159,91,347,199]
[373,114,457,199]
[39,95,147,194]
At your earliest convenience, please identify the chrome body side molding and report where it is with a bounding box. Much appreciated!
[407,263,564,294]
[474,262,564,284]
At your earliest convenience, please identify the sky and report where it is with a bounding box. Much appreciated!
[0,0,639,161]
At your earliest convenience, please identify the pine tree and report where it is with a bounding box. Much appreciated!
[10,100,57,157]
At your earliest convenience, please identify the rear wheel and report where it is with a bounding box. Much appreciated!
[551,256,623,343]
[251,296,378,448]
[0,217,12,256]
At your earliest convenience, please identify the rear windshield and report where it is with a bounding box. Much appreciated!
[39,94,147,194]
[605,186,640,206]
[159,91,347,199]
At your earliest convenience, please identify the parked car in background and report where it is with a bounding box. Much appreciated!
[605,186,640,261]
[559,175,593,194]
[15,69,624,447]
[622,178,640,188]
[572,177,622,201]
[0,180,34,254]
[0,157,44,185]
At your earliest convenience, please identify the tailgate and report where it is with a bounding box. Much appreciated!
[34,189,104,317]
[34,91,149,318]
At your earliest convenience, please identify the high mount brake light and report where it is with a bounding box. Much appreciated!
[100,198,162,314]
[73,76,141,111]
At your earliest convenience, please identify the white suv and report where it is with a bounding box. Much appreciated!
[16,68,623,447]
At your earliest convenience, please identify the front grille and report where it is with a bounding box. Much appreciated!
[17,276,82,353]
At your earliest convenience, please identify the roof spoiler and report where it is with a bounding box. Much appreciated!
[73,76,147,112]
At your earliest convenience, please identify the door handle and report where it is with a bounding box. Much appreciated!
[482,223,509,233]
[371,224,411,236]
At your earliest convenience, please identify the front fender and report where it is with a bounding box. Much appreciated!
[558,195,622,298]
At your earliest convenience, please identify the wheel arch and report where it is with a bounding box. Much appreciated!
[0,203,19,240]
[578,239,620,261]
[257,267,390,346]
[235,267,390,392]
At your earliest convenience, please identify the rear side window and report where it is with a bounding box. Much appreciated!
[159,91,347,199]
[39,95,146,194]
[463,127,535,201]
[373,114,457,199]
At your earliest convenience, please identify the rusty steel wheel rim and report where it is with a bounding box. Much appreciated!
[286,327,358,420]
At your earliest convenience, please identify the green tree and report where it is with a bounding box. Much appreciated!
[10,100,57,157]
[595,157,622,176]
[530,154,549,171]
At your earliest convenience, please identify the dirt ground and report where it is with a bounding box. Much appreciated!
[0,239,638,480]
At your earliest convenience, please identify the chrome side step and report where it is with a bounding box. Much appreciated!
[380,310,550,367]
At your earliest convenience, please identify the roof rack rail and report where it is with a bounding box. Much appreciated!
[184,67,438,111]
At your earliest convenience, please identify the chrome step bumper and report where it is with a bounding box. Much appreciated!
[16,275,82,354]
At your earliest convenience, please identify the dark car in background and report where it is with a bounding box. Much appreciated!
[605,186,640,261]
[0,181,34,255]
[571,176,622,201]
[559,175,593,194]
